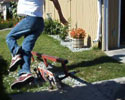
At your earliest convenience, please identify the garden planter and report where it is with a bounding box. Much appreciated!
[72,38,84,48]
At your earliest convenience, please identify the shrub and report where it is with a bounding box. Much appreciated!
[9,1,18,19]
[59,25,69,40]
[43,19,68,40]
[0,19,19,30]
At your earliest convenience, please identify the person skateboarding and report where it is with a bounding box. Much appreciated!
[5,0,68,89]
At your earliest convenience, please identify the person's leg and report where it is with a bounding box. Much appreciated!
[6,17,33,56]
[11,16,44,89]
[6,16,36,71]
[18,30,43,75]
[6,16,44,72]
[18,17,44,75]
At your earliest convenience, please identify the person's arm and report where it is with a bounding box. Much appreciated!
[49,0,68,25]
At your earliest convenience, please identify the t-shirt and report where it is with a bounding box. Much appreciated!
[17,0,44,17]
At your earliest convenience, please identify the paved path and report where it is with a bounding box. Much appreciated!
[105,48,125,63]
[0,28,12,31]
[10,77,125,100]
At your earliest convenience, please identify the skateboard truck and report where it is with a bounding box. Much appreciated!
[31,51,69,89]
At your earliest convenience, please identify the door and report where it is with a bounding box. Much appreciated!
[120,0,125,45]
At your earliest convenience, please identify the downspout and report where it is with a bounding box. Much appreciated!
[93,0,102,43]
[104,0,109,51]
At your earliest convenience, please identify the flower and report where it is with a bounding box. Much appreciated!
[70,28,86,39]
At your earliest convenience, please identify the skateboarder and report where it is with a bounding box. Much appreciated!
[5,0,68,89]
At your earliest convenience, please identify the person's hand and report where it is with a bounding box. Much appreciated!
[60,16,68,26]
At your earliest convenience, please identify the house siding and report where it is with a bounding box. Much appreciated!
[44,0,98,46]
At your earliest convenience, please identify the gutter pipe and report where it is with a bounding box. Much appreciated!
[93,0,102,43]
[104,0,109,51]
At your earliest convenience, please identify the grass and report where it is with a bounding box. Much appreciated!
[0,30,125,95]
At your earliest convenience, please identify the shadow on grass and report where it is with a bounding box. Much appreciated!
[111,54,125,62]
[0,56,10,100]
[67,55,120,70]
[30,55,121,78]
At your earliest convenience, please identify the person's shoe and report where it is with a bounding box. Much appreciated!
[9,54,22,72]
[11,73,34,89]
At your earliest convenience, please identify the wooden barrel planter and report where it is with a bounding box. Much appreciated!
[72,38,84,48]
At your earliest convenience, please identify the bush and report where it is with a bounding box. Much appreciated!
[43,19,69,40]
[0,19,19,30]
[59,25,69,40]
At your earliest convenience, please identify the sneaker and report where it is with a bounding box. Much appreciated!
[9,54,22,72]
[11,73,34,89]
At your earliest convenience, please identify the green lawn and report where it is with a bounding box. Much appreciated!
[0,30,125,94]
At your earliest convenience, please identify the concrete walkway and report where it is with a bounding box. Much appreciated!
[10,77,125,100]
[0,28,12,31]
[105,48,125,63]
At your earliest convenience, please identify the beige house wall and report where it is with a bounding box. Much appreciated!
[43,0,99,47]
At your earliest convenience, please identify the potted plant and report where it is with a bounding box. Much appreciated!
[70,28,86,48]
